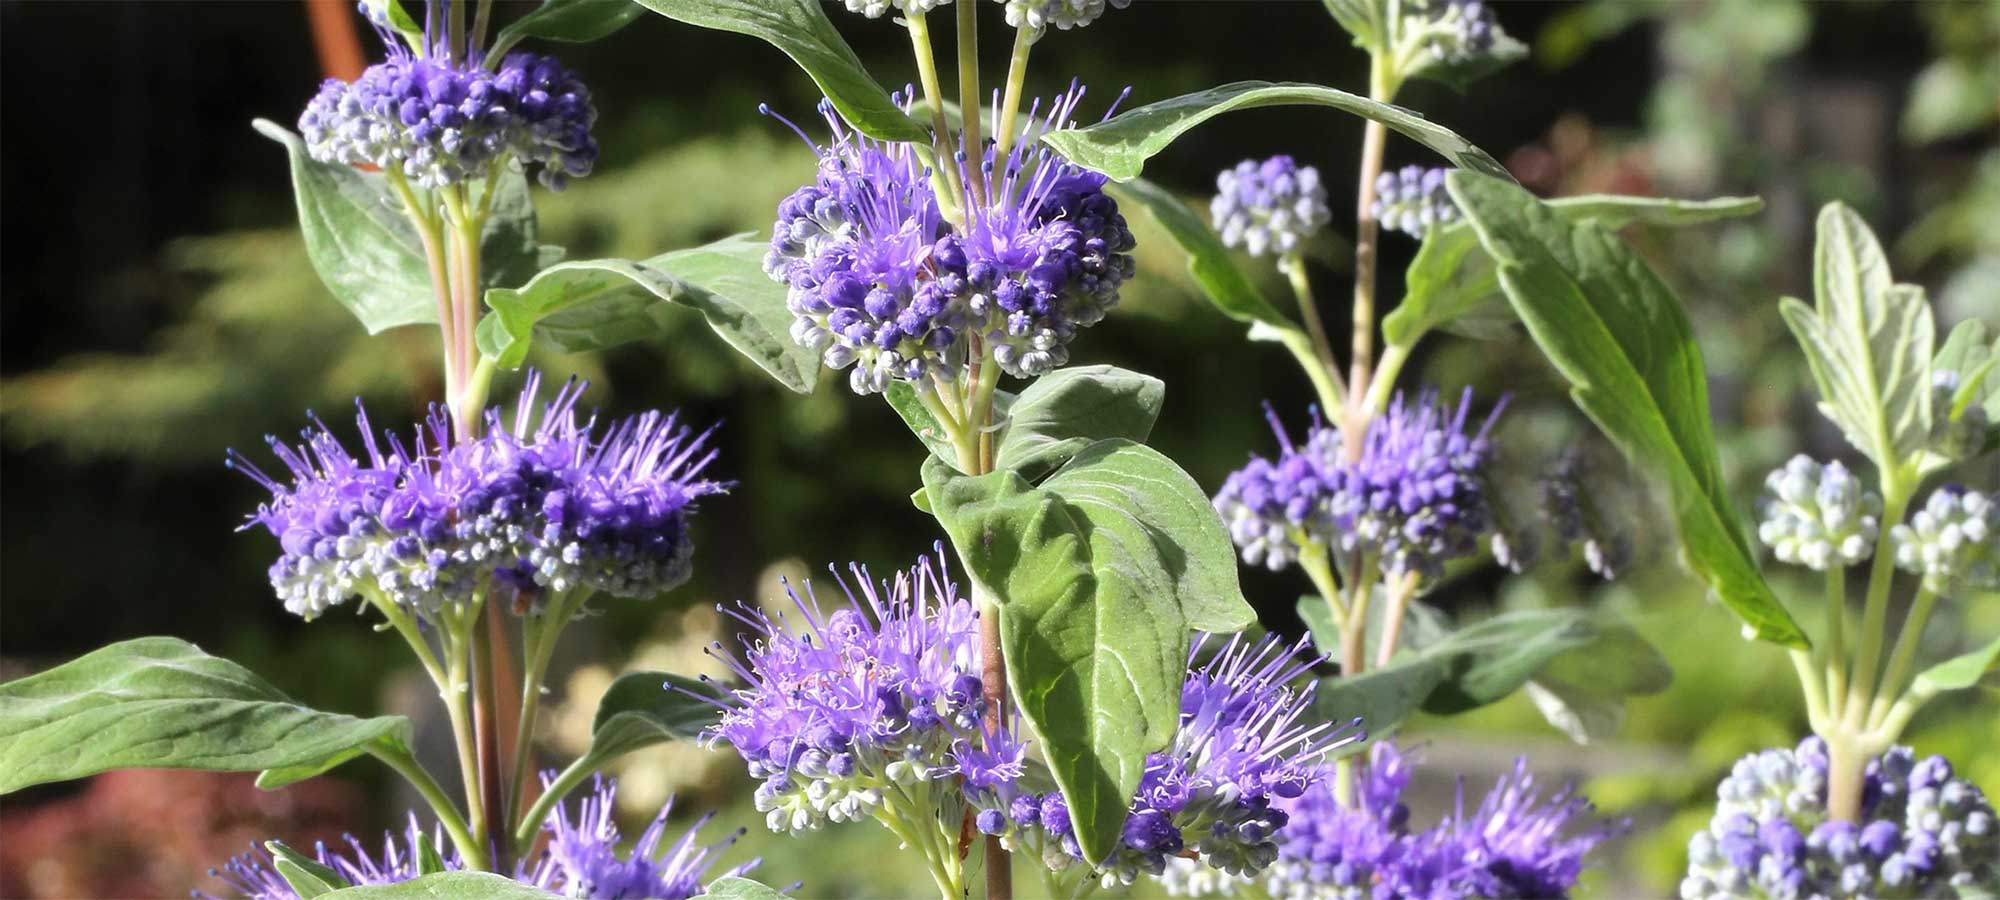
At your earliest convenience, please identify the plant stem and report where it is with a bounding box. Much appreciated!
[371,743,482,869]
[1360,341,1413,416]
[1278,330,1348,416]
[514,752,593,849]
[1344,57,1397,452]
[1842,491,1909,729]
[388,172,461,403]
[963,366,1014,900]
[1823,567,1847,724]
[1826,733,1866,823]
[508,591,574,839]
[441,609,488,863]
[1866,587,1937,729]
[954,0,987,208]
[1298,543,1347,626]
[1280,253,1343,395]
[1789,649,1829,733]
[993,27,1035,161]
[906,12,965,222]
[1375,572,1417,668]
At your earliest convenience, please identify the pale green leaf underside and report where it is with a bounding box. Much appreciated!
[1446,171,1805,648]
[703,876,793,900]
[995,365,1165,480]
[323,872,563,899]
[0,637,411,794]
[1042,81,1509,183]
[1911,635,2000,701]
[477,234,816,393]
[581,671,729,768]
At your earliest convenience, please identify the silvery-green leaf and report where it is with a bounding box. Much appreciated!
[1779,204,1936,474]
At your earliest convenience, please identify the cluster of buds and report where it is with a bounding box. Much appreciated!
[1370,165,1460,239]
[1211,155,1333,259]
[1757,455,1883,571]
[1891,485,1998,597]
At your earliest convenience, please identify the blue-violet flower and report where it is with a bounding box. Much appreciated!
[1212,155,1332,258]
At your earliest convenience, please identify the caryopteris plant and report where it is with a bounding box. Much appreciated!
[2,2,1994,899]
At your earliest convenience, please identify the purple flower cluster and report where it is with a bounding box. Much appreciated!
[762,83,1135,394]
[517,777,761,899]
[298,10,596,189]
[1256,743,1620,900]
[1214,390,1502,581]
[197,814,461,899]
[700,549,990,835]
[199,781,754,899]
[1370,166,1459,239]
[1682,738,1998,898]
[971,635,1360,889]
[1212,155,1332,258]
[229,374,724,619]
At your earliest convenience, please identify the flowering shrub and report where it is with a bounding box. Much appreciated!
[0,1,1991,899]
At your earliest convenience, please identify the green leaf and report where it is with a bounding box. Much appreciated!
[1446,171,1806,648]
[1779,204,1935,474]
[477,234,817,392]
[1406,30,1528,92]
[884,382,964,467]
[1042,81,1509,183]
[1903,57,2000,144]
[268,841,347,897]
[1524,620,1673,743]
[0,637,412,794]
[1934,318,2000,422]
[1910,635,2000,702]
[1383,194,1764,348]
[324,872,564,899]
[995,365,1165,480]
[361,0,424,51]
[1108,179,1296,330]
[255,120,545,335]
[491,0,644,57]
[922,455,1185,865]
[413,833,447,876]
[631,0,926,143]
[703,876,792,900]
[1322,0,1384,49]
[575,671,729,769]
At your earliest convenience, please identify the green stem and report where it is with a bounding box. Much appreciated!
[1826,732,1866,823]
[993,26,1036,161]
[905,12,965,223]
[1866,587,1937,729]
[470,0,492,55]
[954,0,987,209]
[387,171,460,402]
[1280,253,1344,400]
[370,743,482,869]
[1790,648,1829,733]
[1360,341,1414,415]
[1298,543,1346,627]
[440,608,489,863]
[1843,491,1910,729]
[1823,567,1848,725]
[1375,571,1418,668]
[508,590,582,837]
[514,752,594,849]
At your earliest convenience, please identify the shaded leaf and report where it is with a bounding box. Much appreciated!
[632,0,926,143]
[996,365,1165,480]
[1446,171,1805,647]
[703,877,792,900]
[268,841,347,898]
[884,382,963,466]
[1043,81,1509,183]
[491,0,644,57]
[477,234,816,392]
[0,637,411,794]
[1322,0,1384,49]
[1934,318,2000,422]
[578,671,730,768]
[1109,179,1295,329]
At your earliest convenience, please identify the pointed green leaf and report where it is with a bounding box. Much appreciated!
[578,671,730,768]
[477,234,817,392]
[996,365,1165,480]
[491,0,645,58]
[1042,81,1509,183]
[268,841,347,897]
[1446,171,1805,648]
[1109,179,1296,329]
[1934,318,2000,422]
[0,637,412,794]
[631,0,926,143]
[922,456,1185,865]
[1780,204,1936,472]
[1910,635,2000,702]
[1322,0,1384,49]
[324,872,564,898]
[1383,194,1764,348]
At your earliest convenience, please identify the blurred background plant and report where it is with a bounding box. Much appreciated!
[0,0,1992,896]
